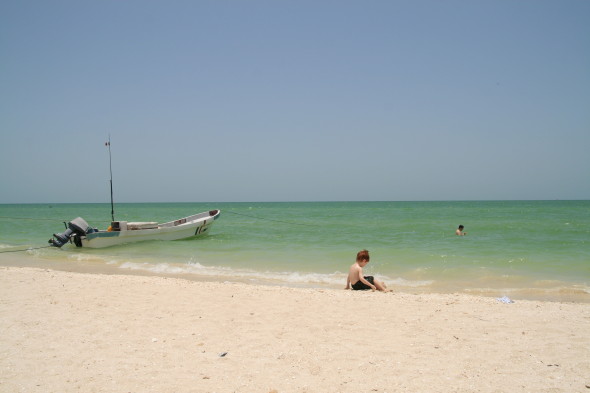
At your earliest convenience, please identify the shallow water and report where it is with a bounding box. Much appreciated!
[1,201,588,302]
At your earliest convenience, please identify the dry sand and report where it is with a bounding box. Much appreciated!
[1,266,589,393]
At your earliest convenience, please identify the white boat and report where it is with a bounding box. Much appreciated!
[48,137,221,248]
[49,209,221,248]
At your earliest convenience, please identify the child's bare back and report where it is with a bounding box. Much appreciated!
[345,249,390,292]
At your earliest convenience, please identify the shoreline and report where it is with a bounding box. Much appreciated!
[1,265,589,392]
[1,252,588,304]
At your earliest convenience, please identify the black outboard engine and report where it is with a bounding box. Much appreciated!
[49,217,91,248]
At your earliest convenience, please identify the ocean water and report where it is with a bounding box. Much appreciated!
[1,201,588,302]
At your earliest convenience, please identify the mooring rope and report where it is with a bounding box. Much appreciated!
[0,245,53,254]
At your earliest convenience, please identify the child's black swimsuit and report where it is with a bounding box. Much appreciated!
[351,276,375,290]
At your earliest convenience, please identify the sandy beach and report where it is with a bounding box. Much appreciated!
[1,266,589,393]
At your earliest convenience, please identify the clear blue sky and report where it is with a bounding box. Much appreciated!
[1,0,589,203]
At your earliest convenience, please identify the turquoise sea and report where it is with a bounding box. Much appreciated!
[1,201,588,302]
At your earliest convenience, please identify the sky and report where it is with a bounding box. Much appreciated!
[1,0,589,203]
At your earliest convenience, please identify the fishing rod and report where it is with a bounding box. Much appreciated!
[106,135,115,222]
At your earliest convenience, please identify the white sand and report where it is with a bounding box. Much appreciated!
[1,266,589,393]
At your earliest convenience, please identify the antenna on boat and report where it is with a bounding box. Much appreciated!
[106,135,115,222]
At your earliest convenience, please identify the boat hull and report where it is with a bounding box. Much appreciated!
[79,210,220,248]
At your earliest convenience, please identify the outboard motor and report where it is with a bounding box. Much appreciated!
[49,217,91,248]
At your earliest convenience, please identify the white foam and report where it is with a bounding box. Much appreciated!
[390,277,435,287]
[118,261,342,283]
[67,253,110,263]
[116,261,433,288]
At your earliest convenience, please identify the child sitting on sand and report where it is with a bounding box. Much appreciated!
[345,249,390,292]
